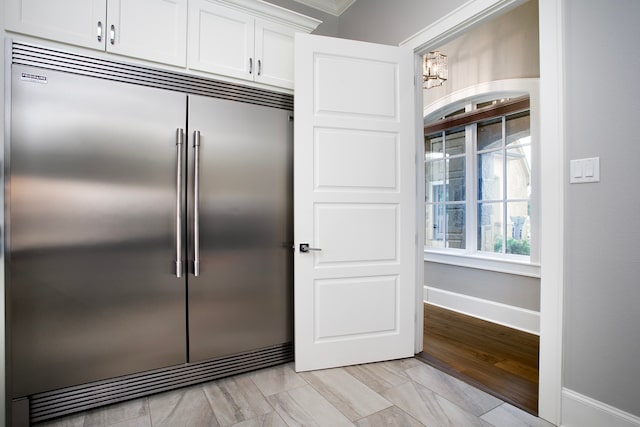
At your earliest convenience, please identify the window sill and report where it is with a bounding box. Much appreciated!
[424,249,541,278]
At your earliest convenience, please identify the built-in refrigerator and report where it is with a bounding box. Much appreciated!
[5,42,293,424]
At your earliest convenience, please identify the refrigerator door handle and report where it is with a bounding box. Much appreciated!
[193,130,201,277]
[176,128,184,278]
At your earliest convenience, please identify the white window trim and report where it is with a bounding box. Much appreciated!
[423,78,540,275]
[425,248,541,277]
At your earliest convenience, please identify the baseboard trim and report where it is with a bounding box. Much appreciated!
[561,388,640,427]
[424,286,540,335]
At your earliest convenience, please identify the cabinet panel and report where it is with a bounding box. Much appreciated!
[5,0,106,50]
[188,0,254,80]
[255,19,296,89]
[107,0,187,67]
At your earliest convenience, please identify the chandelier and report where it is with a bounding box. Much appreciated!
[423,51,448,89]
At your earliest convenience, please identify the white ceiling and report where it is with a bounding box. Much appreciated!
[292,0,357,16]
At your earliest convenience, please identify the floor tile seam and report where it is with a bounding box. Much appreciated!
[91,397,152,427]
[262,373,334,425]
[406,375,502,421]
[302,372,393,423]
[191,383,226,427]
[351,404,428,427]
[478,401,507,419]
[301,380,359,422]
[245,367,293,396]
[148,390,196,427]
[142,397,153,426]
[266,387,347,427]
[205,375,282,427]
[337,365,397,400]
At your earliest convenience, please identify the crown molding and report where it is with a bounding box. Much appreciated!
[215,0,322,32]
[292,0,357,16]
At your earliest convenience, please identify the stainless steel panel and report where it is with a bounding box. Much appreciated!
[12,42,294,110]
[187,95,293,362]
[8,65,188,397]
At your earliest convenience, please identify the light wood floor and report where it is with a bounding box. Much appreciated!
[418,303,540,415]
[36,358,555,427]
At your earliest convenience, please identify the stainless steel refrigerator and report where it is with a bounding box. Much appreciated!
[6,43,293,424]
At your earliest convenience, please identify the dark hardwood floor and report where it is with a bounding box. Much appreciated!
[417,303,539,415]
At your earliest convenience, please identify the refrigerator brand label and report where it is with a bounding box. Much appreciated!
[21,73,47,84]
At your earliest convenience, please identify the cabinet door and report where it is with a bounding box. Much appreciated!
[5,0,106,50]
[188,0,255,80]
[107,0,187,67]
[255,19,296,89]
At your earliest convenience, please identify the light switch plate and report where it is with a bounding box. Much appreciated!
[570,157,600,183]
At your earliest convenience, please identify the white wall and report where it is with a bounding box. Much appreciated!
[425,263,539,310]
[423,0,539,106]
[263,0,339,36]
[562,0,640,419]
[338,0,468,46]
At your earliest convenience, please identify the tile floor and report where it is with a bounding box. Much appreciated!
[36,359,556,427]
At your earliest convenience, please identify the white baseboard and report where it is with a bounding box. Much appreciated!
[561,389,640,427]
[424,286,540,335]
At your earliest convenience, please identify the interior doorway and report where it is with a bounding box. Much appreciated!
[412,0,542,416]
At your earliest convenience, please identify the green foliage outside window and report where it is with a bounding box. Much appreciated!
[494,237,531,255]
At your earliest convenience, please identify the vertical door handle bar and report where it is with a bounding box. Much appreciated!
[97,21,103,42]
[257,59,262,76]
[249,57,253,74]
[193,130,201,277]
[109,24,116,45]
[176,129,184,278]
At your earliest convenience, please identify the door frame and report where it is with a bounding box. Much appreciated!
[401,0,565,424]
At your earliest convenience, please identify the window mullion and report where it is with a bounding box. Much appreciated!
[443,132,448,248]
[466,123,476,254]
[502,116,507,254]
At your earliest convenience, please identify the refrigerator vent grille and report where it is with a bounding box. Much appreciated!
[29,343,293,423]
[11,41,294,111]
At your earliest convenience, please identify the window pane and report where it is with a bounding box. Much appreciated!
[478,151,503,201]
[425,133,443,161]
[478,202,503,253]
[446,157,465,201]
[426,204,445,247]
[445,129,465,156]
[477,118,502,151]
[446,204,466,249]
[425,160,444,203]
[507,202,530,255]
[506,111,530,147]
[507,145,531,199]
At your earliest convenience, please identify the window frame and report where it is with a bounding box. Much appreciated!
[423,90,540,277]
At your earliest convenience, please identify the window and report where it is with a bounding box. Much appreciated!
[425,97,533,261]
[425,128,466,249]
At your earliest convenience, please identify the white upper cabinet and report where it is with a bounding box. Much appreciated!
[188,0,320,89]
[5,0,320,89]
[5,0,106,50]
[254,19,296,88]
[188,1,255,81]
[107,0,188,67]
[5,0,188,67]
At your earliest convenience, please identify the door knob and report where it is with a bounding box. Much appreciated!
[300,243,322,253]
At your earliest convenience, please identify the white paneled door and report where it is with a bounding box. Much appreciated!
[294,34,416,372]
